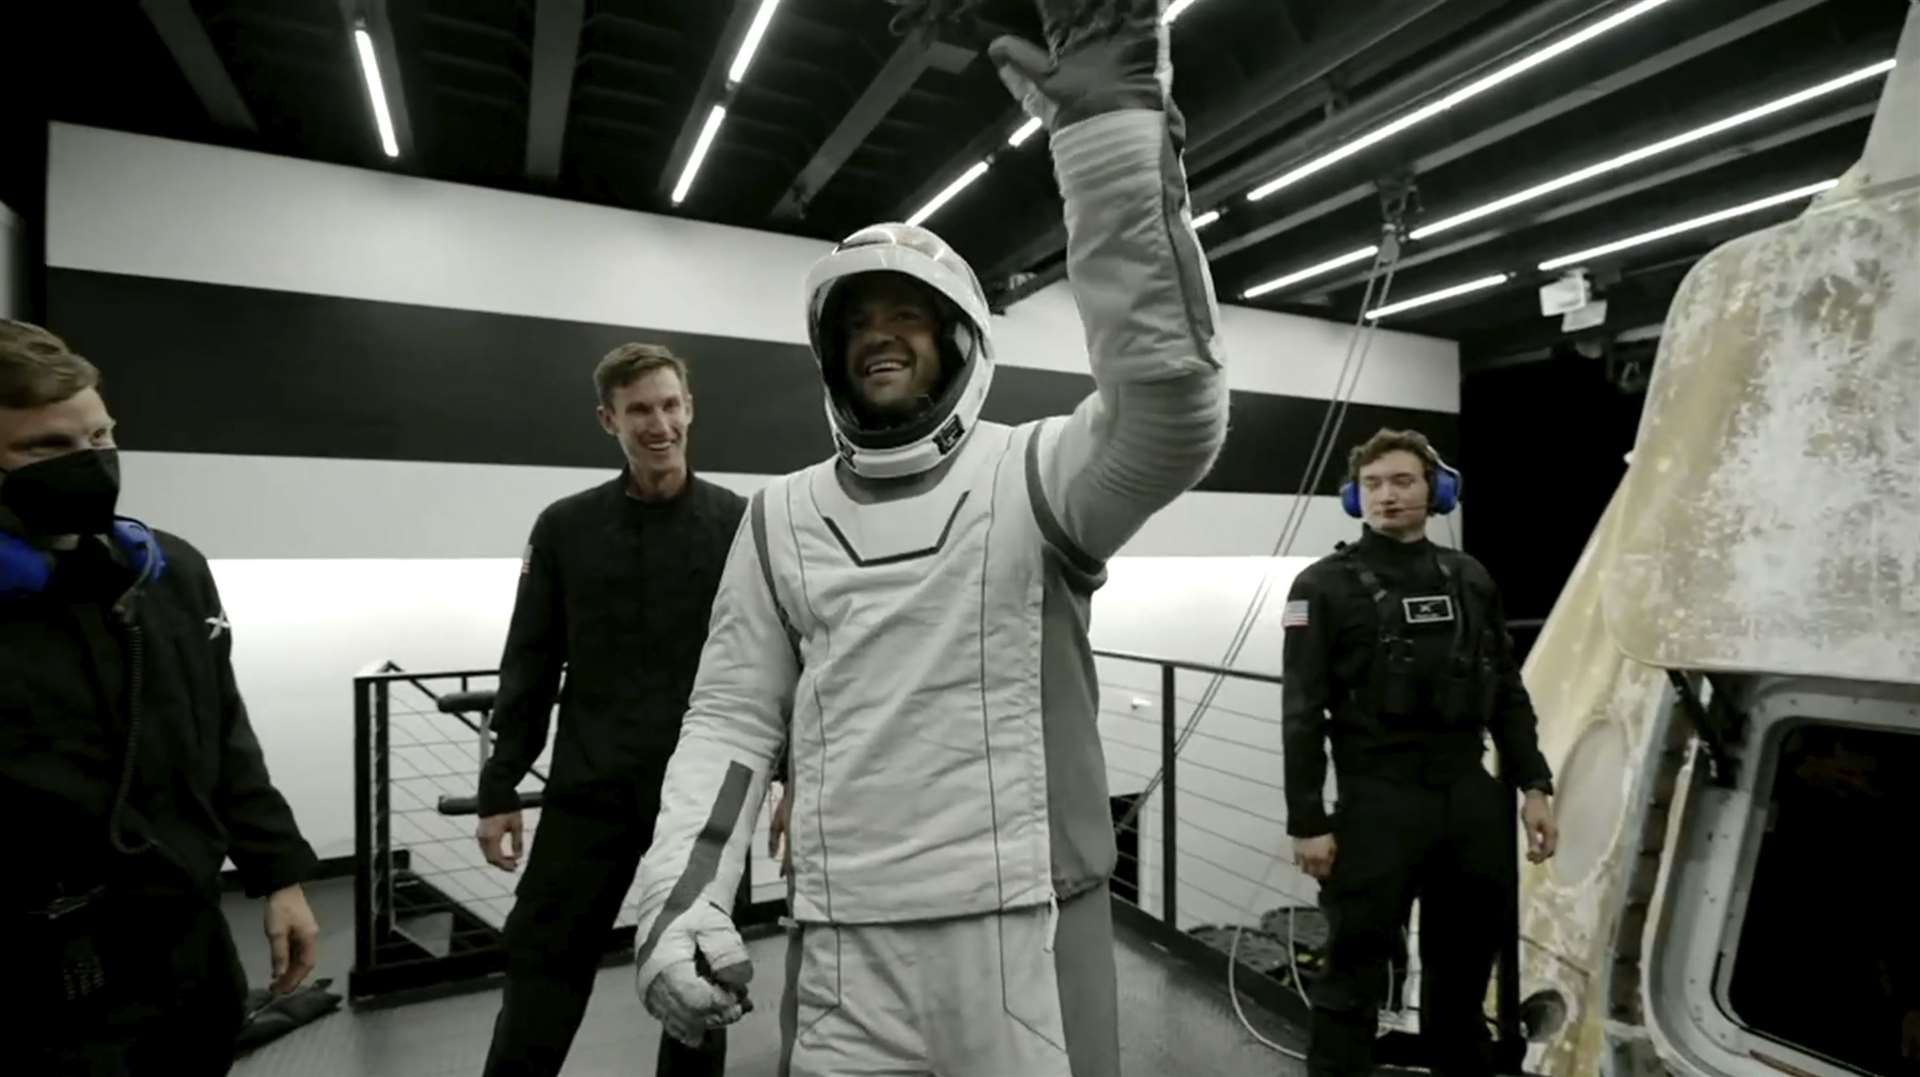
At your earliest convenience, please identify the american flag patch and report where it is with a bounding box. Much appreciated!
[520,545,534,576]
[1282,599,1310,628]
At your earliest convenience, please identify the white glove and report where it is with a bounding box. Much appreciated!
[635,899,754,1047]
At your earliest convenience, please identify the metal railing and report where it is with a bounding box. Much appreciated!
[1092,647,1531,1071]
[348,663,784,1006]
[347,652,1528,1066]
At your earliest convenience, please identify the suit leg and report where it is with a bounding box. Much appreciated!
[482,806,645,1077]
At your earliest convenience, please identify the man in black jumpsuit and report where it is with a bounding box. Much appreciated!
[476,343,747,1077]
[1282,428,1559,1077]
[0,320,320,1076]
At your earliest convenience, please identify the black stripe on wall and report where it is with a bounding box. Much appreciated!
[48,269,1456,496]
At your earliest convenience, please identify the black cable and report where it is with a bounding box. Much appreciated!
[106,533,161,857]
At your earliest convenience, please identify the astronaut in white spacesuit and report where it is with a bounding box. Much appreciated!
[630,2,1229,1073]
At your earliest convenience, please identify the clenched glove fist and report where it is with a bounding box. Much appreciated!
[987,0,1183,143]
[636,899,755,1047]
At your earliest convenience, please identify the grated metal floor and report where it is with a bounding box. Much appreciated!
[224,878,1310,1077]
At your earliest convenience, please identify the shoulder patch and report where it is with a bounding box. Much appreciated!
[1282,599,1311,629]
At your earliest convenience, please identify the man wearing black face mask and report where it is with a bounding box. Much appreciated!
[0,319,320,1076]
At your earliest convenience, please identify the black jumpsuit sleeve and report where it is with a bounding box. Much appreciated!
[478,511,568,816]
[207,572,320,898]
[1281,568,1337,837]
[1482,574,1554,794]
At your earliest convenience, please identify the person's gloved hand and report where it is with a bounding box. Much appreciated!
[986,0,1181,140]
[635,900,754,1047]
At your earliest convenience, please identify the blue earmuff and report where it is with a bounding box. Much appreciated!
[1340,452,1462,519]
[0,518,166,599]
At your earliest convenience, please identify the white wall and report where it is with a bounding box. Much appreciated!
[47,124,1455,928]
[0,199,19,320]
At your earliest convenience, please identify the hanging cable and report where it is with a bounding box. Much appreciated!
[1110,183,1414,845]
[1107,177,1426,1058]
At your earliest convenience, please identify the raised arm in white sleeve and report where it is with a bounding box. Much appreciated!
[632,496,798,1000]
[1034,104,1230,563]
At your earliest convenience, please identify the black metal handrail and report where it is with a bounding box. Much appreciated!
[349,662,782,1007]
[349,651,1528,1064]
[1091,647,1286,684]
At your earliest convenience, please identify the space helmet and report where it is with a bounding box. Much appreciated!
[802,222,995,479]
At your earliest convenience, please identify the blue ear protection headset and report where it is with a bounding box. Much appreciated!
[1341,448,1462,519]
[0,518,167,600]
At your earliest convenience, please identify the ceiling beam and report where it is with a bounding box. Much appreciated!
[772,28,976,222]
[140,0,256,132]
[1207,0,1839,269]
[1184,0,1455,176]
[1294,101,1875,302]
[524,0,585,182]
[339,0,415,157]
[655,0,761,203]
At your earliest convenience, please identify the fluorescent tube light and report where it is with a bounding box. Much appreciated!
[1537,178,1839,270]
[728,0,785,84]
[1413,59,1894,239]
[1248,0,1678,201]
[671,105,728,206]
[1009,117,1044,147]
[1243,245,1379,299]
[1366,273,1511,319]
[353,27,400,158]
[907,160,991,226]
[1192,209,1221,230]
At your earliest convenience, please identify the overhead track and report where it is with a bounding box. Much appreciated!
[524,0,586,181]
[140,0,257,133]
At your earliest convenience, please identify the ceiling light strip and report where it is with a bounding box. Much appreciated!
[1366,273,1511,319]
[1247,0,1679,202]
[728,0,786,84]
[1243,245,1380,299]
[907,160,992,226]
[353,27,400,158]
[1537,178,1838,270]
[1412,59,1893,239]
[672,105,728,206]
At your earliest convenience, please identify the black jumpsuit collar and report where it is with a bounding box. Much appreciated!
[1356,524,1435,561]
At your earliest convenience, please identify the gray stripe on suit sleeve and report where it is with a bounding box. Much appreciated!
[634,760,755,969]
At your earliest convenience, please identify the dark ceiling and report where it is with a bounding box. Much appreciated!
[14,0,1907,374]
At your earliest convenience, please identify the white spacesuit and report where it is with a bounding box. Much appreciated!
[632,4,1229,1074]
